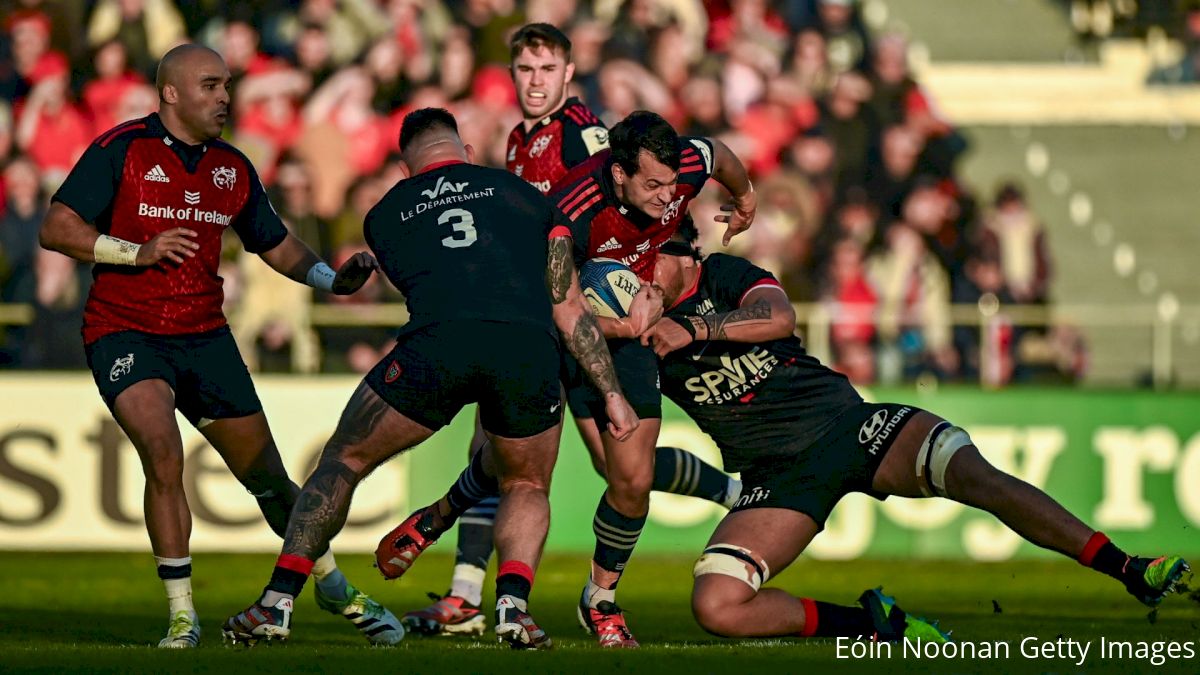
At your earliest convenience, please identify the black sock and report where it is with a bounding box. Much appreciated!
[245,475,299,539]
[495,561,534,604]
[456,496,498,569]
[801,599,876,638]
[652,446,731,504]
[447,449,499,515]
[1080,532,1133,582]
[266,555,312,598]
[592,494,645,576]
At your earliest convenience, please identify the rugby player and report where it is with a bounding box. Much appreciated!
[398,24,741,638]
[642,224,1190,641]
[376,110,757,648]
[39,44,401,648]
[223,108,637,650]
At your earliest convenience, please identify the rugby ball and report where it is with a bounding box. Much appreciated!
[579,258,640,319]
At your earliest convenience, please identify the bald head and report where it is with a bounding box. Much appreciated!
[156,43,225,98]
[154,43,231,144]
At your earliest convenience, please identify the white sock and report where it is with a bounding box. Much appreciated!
[154,556,195,616]
[311,549,338,579]
[584,577,616,609]
[261,590,294,608]
[498,594,528,612]
[722,477,743,509]
[449,563,486,606]
[311,549,349,601]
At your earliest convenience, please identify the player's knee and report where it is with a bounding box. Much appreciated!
[607,466,654,500]
[691,588,736,636]
[498,475,550,496]
[913,422,973,498]
[691,544,769,636]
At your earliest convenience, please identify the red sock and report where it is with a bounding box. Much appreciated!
[798,597,819,637]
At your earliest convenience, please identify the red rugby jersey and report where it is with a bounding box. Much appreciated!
[52,113,287,344]
[505,97,609,195]
[549,137,715,282]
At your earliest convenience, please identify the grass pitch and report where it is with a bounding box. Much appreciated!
[1,551,1197,674]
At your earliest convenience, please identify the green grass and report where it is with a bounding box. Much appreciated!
[1,552,1197,673]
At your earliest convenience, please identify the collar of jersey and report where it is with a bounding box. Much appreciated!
[149,113,207,151]
[668,261,704,310]
[416,159,465,175]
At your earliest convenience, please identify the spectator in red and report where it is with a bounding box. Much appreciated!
[302,66,388,177]
[822,236,877,383]
[82,39,146,137]
[707,0,788,54]
[9,10,68,97]
[234,64,311,183]
[14,66,89,186]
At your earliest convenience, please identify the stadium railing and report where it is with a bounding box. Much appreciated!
[2,298,1195,388]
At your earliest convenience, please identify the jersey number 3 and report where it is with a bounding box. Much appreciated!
[439,208,477,248]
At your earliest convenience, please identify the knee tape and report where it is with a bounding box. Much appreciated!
[915,422,971,498]
[693,544,770,592]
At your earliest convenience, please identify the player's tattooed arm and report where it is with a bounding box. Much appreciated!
[546,235,623,396]
[693,287,795,343]
[547,235,574,304]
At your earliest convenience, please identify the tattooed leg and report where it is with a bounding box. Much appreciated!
[282,459,358,559]
[253,384,436,598]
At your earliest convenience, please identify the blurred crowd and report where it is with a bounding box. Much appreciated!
[0,0,1088,385]
[1062,0,1200,83]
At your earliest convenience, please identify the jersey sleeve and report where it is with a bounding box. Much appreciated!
[229,156,289,254]
[678,136,715,190]
[707,254,782,309]
[50,136,125,225]
[560,106,609,169]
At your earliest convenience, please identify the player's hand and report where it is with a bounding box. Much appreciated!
[136,228,199,266]
[640,318,693,357]
[603,392,639,441]
[623,284,663,337]
[332,251,379,295]
[716,189,757,246]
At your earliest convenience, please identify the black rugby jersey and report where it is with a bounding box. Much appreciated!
[364,160,567,336]
[659,253,863,471]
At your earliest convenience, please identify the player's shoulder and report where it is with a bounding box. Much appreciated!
[550,156,609,222]
[703,252,765,279]
[679,136,715,174]
[559,97,604,129]
[90,114,156,152]
[550,151,608,195]
[209,136,257,171]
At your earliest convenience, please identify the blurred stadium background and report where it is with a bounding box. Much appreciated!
[0,0,1198,669]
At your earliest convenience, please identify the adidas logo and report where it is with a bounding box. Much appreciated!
[143,165,170,183]
[184,190,200,205]
[596,237,620,253]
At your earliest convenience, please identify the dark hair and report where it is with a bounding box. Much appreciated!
[661,215,702,260]
[399,107,458,152]
[609,110,682,177]
[509,23,572,62]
